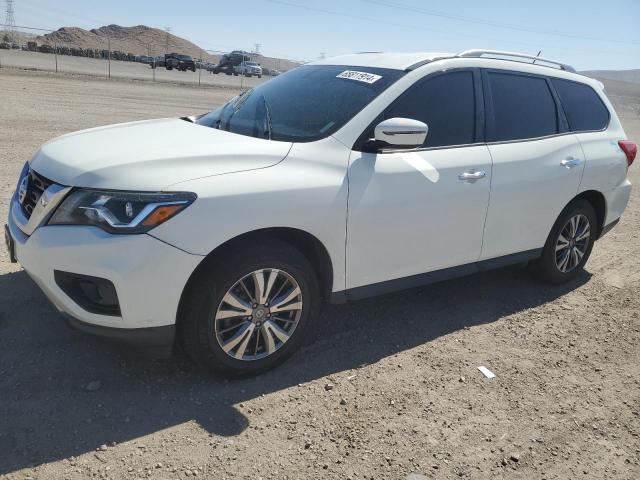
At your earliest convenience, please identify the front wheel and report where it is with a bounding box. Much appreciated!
[180,241,320,377]
[529,199,597,284]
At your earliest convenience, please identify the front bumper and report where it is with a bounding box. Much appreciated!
[7,197,203,344]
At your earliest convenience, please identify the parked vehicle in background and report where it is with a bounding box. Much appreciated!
[5,50,635,377]
[135,55,153,64]
[165,53,196,72]
[234,61,262,78]
[209,50,252,75]
[150,56,165,68]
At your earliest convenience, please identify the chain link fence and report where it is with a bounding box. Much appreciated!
[0,24,300,89]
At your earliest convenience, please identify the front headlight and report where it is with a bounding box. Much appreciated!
[48,189,197,234]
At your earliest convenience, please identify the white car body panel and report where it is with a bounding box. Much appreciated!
[480,135,585,260]
[151,136,350,293]
[573,87,631,225]
[346,146,492,288]
[30,118,292,191]
[7,217,202,329]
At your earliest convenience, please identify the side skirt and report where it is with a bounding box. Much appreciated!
[330,249,542,303]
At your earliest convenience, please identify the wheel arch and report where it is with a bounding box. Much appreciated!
[573,190,606,238]
[176,227,334,326]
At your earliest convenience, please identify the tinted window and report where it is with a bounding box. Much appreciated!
[552,78,609,132]
[381,71,476,147]
[197,65,405,142]
[488,72,558,141]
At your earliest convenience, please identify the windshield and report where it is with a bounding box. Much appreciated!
[196,65,405,142]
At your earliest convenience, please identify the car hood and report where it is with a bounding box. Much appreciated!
[29,118,293,191]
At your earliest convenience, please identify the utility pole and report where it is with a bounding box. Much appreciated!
[165,27,171,55]
[4,0,16,43]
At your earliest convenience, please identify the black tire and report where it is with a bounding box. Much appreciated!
[258,74,262,78]
[179,240,320,378]
[529,199,597,284]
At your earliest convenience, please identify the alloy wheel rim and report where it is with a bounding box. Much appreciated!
[555,214,590,273]
[214,268,303,361]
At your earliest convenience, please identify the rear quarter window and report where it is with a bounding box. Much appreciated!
[551,78,610,132]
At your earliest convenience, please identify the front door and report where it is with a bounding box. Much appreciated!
[346,69,492,291]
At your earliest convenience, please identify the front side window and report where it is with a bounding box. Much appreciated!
[487,72,558,142]
[378,71,476,148]
[551,78,609,132]
[197,65,405,142]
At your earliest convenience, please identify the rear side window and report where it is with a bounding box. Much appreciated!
[381,71,476,148]
[487,72,558,142]
[551,78,609,132]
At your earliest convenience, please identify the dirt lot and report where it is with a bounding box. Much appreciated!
[0,68,639,480]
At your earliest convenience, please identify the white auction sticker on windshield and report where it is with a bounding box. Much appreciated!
[336,70,382,84]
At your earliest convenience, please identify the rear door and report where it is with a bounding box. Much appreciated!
[480,70,585,260]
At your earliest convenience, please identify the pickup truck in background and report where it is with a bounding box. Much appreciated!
[234,61,263,78]
[164,53,196,72]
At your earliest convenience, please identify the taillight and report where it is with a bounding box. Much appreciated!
[619,140,637,166]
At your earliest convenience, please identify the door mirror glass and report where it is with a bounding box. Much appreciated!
[373,117,428,148]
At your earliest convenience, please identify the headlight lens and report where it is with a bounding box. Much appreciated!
[48,189,196,234]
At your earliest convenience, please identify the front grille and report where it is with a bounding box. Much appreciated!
[21,169,54,219]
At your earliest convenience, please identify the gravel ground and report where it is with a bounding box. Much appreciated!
[0,68,638,480]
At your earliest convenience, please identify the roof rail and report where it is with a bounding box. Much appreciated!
[458,49,576,73]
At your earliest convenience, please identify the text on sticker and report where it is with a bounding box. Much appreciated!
[336,70,382,84]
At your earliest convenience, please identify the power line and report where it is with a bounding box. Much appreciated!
[361,0,640,46]
[265,0,640,54]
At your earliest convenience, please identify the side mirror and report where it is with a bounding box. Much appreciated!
[371,118,428,149]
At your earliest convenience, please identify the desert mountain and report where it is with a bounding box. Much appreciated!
[581,69,640,85]
[35,24,299,71]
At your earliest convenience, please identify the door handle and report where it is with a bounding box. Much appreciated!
[458,170,487,182]
[561,157,583,169]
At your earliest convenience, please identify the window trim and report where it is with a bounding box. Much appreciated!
[549,77,611,134]
[352,67,485,153]
[482,68,567,144]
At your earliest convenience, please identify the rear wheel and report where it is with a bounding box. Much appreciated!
[529,199,597,284]
[180,241,320,377]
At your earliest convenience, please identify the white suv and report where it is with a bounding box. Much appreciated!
[5,50,636,377]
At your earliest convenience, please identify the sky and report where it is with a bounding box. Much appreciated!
[8,0,640,70]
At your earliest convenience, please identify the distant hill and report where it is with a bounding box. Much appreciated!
[31,24,300,71]
[581,69,640,85]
